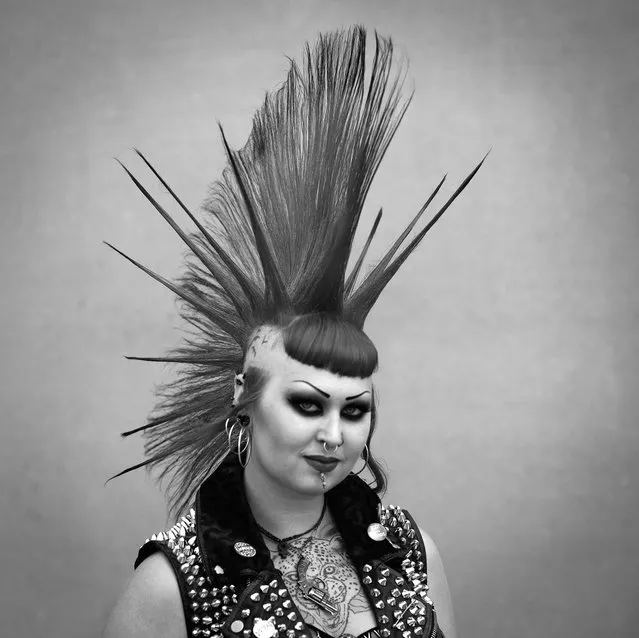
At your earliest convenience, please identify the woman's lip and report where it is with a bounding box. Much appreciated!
[304,457,339,472]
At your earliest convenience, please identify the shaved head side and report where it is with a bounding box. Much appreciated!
[243,325,286,375]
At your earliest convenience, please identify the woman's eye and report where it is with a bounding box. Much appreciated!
[342,404,370,420]
[291,399,322,415]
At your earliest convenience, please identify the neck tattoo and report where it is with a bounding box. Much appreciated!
[256,499,327,559]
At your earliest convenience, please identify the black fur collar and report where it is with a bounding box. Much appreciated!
[196,454,407,587]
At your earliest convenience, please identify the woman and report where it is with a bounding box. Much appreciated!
[104,26,481,638]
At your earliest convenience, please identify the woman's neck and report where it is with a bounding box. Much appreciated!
[243,464,325,539]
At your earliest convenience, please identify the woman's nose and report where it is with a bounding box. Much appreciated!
[321,411,344,448]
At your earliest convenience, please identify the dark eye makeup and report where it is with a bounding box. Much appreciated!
[287,394,371,420]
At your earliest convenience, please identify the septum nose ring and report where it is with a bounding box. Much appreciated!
[323,441,339,454]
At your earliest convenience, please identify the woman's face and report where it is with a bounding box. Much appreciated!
[239,332,373,497]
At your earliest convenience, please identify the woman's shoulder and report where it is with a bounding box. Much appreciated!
[103,548,186,638]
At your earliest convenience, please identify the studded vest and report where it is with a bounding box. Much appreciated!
[135,456,445,638]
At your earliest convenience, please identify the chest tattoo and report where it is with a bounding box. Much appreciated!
[267,529,375,638]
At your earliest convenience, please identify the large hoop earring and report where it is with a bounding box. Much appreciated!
[237,423,251,467]
[353,443,370,476]
[225,416,238,449]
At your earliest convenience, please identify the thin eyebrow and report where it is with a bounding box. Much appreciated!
[291,381,371,402]
[345,391,371,401]
[292,380,330,398]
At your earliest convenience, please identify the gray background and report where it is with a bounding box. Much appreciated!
[1,0,637,637]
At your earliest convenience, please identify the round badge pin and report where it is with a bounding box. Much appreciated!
[234,541,257,557]
[367,522,388,541]
[253,618,277,638]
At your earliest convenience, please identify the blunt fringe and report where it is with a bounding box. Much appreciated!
[107,26,483,516]
[283,313,378,378]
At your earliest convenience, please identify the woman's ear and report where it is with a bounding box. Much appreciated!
[232,372,246,407]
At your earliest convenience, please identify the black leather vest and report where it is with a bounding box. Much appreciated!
[136,455,444,638]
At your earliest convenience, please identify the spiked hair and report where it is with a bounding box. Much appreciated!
[107,26,484,515]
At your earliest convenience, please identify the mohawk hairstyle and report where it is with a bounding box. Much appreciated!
[106,26,484,515]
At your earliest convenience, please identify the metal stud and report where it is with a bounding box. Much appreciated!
[202,616,213,626]
[403,631,412,638]
[395,621,405,631]
[375,601,385,609]
[282,599,292,609]
[250,593,260,602]
[278,588,288,597]
[241,609,251,618]
[415,627,424,635]
[380,615,389,624]
[378,577,387,586]
[363,576,373,585]
[269,592,278,602]
[363,564,372,572]
[287,612,296,621]
[262,603,272,612]
[274,608,284,617]
[287,631,295,638]
[188,589,198,599]
[243,631,252,638]
[380,630,390,637]
[202,603,210,611]
[371,588,381,597]
[269,579,278,588]
[260,585,269,594]
[417,616,426,626]
[294,622,304,631]
[192,629,201,637]
[407,617,416,627]
[192,615,200,625]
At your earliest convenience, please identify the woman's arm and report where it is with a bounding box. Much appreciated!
[103,552,187,638]
[418,527,457,638]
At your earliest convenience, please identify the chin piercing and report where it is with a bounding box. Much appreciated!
[320,472,327,490]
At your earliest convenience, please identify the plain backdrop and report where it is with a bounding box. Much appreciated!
[1,1,637,637]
